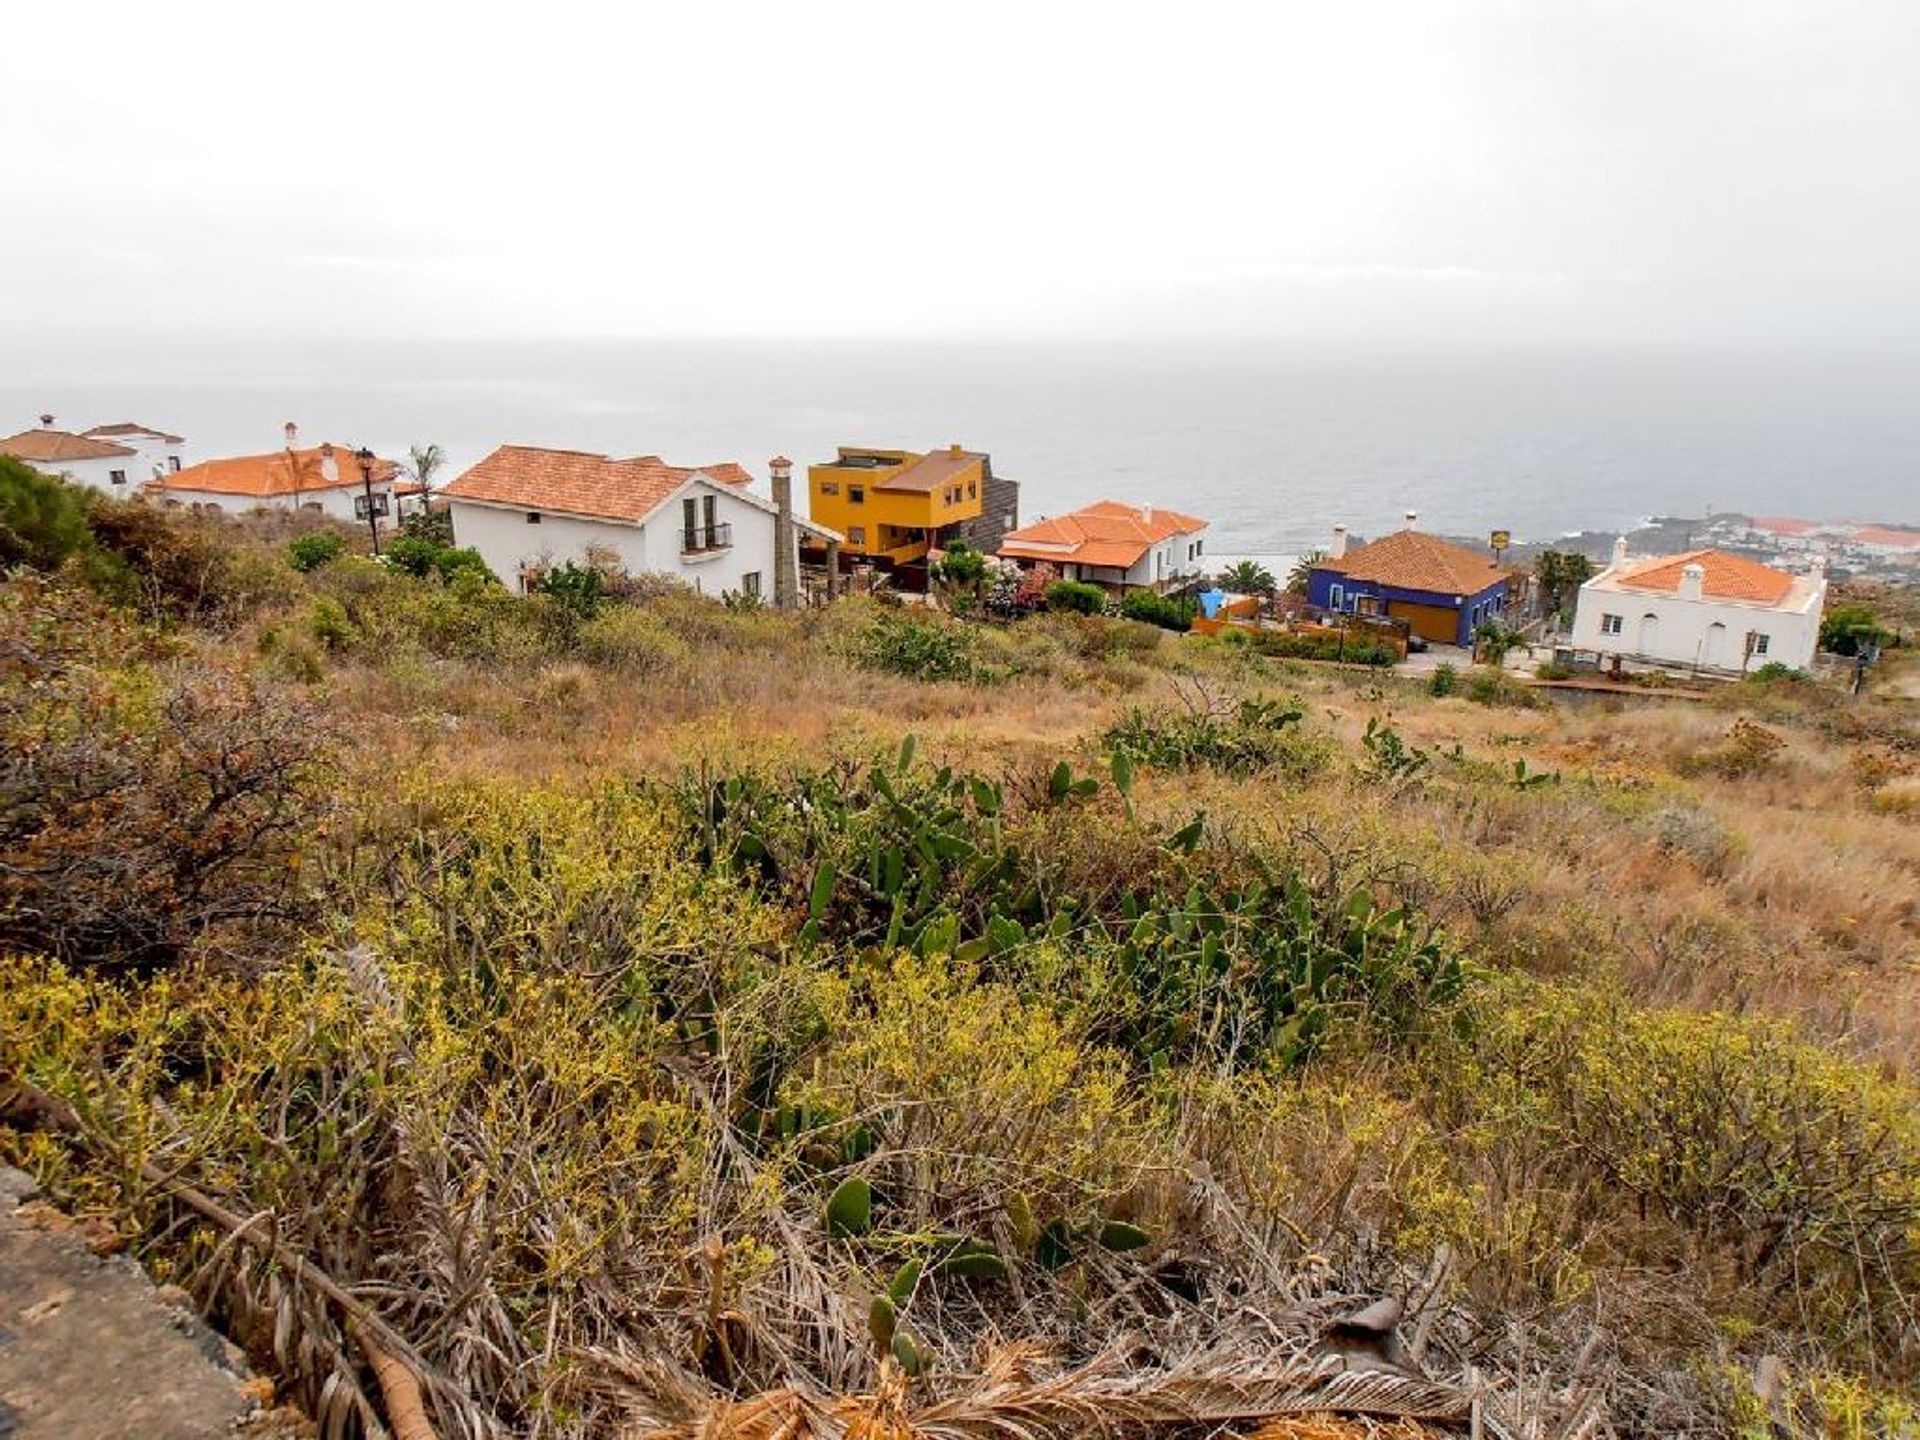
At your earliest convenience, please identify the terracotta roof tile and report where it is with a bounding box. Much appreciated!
[440,445,753,524]
[0,428,137,463]
[999,499,1207,569]
[1315,529,1510,596]
[150,444,400,499]
[1611,549,1796,604]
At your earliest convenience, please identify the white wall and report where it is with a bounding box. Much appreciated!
[44,454,140,497]
[114,434,187,483]
[449,479,781,597]
[1570,578,1823,671]
[155,483,393,526]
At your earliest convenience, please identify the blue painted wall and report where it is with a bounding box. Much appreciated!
[1306,569,1511,646]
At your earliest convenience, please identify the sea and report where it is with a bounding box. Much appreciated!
[7,336,1917,560]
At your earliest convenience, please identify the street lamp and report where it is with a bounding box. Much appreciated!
[356,446,382,556]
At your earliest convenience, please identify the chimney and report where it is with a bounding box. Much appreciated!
[1679,562,1705,601]
[1330,524,1348,560]
[949,442,963,456]
[1141,503,1154,525]
[1611,536,1629,567]
[1404,511,1419,531]
[38,413,54,429]
[770,455,799,611]
[283,421,298,450]
[318,442,338,484]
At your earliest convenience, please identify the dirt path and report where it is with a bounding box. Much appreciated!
[0,1166,299,1439]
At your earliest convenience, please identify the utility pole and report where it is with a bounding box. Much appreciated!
[356,446,382,556]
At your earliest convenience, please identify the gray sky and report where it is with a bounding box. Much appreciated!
[6,0,1919,347]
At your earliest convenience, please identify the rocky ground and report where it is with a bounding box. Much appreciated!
[0,1167,306,1440]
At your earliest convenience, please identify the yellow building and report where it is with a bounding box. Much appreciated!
[807,444,987,569]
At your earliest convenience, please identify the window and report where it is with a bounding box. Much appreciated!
[109,469,127,486]
[848,525,866,545]
[1600,612,1623,635]
[1196,539,1203,556]
[1329,583,1345,610]
[849,484,865,505]
[527,511,542,524]
[168,455,182,473]
[353,493,390,520]
[1752,633,1771,655]
[967,480,977,498]
[741,571,762,599]
[820,481,840,496]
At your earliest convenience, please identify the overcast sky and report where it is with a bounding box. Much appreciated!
[5,0,1919,348]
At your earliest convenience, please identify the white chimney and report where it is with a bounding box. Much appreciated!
[1404,511,1419,530]
[1679,562,1705,601]
[1141,503,1153,524]
[283,421,299,450]
[38,413,54,429]
[1612,536,1630,567]
[319,442,338,484]
[1329,524,1349,560]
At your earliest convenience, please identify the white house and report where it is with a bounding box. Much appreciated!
[1570,541,1826,673]
[0,415,186,496]
[439,445,835,601]
[145,432,400,526]
[995,499,1208,594]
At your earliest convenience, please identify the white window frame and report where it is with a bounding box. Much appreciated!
[1600,612,1623,636]
[1329,583,1345,610]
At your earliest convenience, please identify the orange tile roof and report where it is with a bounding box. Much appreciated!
[1316,529,1510,596]
[83,422,185,444]
[1748,515,1819,536]
[999,499,1208,569]
[877,448,985,494]
[150,444,400,499]
[1611,549,1795,604]
[438,445,753,524]
[0,428,137,462]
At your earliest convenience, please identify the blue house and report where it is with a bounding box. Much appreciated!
[1307,524,1514,646]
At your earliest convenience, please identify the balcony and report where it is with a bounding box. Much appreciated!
[681,522,733,557]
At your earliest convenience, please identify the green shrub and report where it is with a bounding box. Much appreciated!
[575,604,689,673]
[1238,628,1397,666]
[1045,580,1107,615]
[1820,604,1889,657]
[0,457,93,571]
[1118,589,1196,631]
[287,532,348,573]
[385,535,497,586]
[1747,660,1811,684]
[850,609,990,683]
[539,560,606,618]
[1104,697,1309,775]
[1427,662,1460,696]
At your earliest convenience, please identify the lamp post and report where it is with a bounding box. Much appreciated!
[356,446,382,556]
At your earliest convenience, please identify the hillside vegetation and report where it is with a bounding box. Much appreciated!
[2,470,1917,1438]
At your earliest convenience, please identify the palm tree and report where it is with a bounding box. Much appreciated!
[1286,550,1327,596]
[407,443,447,494]
[1216,559,1276,597]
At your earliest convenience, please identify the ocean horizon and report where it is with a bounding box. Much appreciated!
[6,336,1917,555]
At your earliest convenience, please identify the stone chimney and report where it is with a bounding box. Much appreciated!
[1404,511,1419,531]
[770,455,799,611]
[1612,536,1630,567]
[1330,524,1349,560]
[1679,562,1706,601]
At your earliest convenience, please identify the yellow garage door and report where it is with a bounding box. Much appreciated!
[1388,600,1459,645]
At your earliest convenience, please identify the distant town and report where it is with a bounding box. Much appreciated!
[4,412,1908,688]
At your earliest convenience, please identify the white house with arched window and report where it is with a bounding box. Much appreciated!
[1570,541,1825,674]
